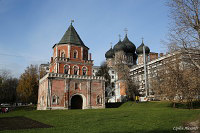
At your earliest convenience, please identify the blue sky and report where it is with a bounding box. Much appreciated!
[0,0,170,77]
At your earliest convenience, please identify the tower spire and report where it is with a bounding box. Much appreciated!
[70,20,74,25]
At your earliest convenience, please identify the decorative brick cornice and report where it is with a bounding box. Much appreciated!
[39,73,104,83]
[53,57,93,64]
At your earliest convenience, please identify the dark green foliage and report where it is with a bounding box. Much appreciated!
[0,70,18,104]
[96,62,111,87]
[14,105,37,111]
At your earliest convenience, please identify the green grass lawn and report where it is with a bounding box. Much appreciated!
[0,101,199,133]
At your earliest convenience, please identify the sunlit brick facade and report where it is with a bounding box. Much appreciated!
[37,23,105,110]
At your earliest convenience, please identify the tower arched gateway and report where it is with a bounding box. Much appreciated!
[71,95,83,109]
[70,94,87,109]
[37,22,105,110]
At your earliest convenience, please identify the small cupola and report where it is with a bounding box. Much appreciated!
[136,39,150,55]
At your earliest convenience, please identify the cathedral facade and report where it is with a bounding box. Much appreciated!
[37,23,105,110]
[101,34,152,102]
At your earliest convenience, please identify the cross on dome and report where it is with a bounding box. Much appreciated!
[141,37,144,43]
[124,28,128,35]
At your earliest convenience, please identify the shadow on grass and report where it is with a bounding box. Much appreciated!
[0,116,53,131]
[100,130,181,133]
[105,102,125,108]
[169,100,200,109]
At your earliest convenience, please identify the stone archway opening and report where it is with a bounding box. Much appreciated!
[71,95,83,109]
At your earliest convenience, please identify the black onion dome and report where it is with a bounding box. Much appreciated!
[105,47,114,58]
[122,34,136,53]
[113,40,127,52]
[136,41,150,55]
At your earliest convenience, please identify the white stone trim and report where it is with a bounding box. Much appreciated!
[60,50,65,58]
[64,64,70,74]
[81,47,83,59]
[82,66,88,75]
[52,94,59,105]
[50,107,67,110]
[46,72,104,80]
[73,50,78,59]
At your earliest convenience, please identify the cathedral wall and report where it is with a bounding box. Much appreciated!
[106,58,114,67]
[119,81,126,96]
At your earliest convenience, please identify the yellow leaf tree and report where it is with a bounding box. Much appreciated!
[17,64,39,104]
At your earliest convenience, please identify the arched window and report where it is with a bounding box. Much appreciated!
[64,65,70,74]
[61,51,65,58]
[75,83,79,89]
[82,67,87,76]
[41,96,44,106]
[74,66,79,75]
[73,50,78,58]
[52,95,59,105]
[97,95,102,104]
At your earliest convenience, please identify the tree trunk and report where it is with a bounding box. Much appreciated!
[173,102,176,108]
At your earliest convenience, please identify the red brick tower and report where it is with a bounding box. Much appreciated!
[49,23,93,76]
[37,23,105,110]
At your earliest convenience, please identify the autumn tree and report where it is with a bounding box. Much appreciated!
[167,0,200,69]
[39,66,47,79]
[17,64,39,104]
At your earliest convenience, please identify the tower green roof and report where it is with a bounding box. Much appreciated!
[56,23,88,49]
